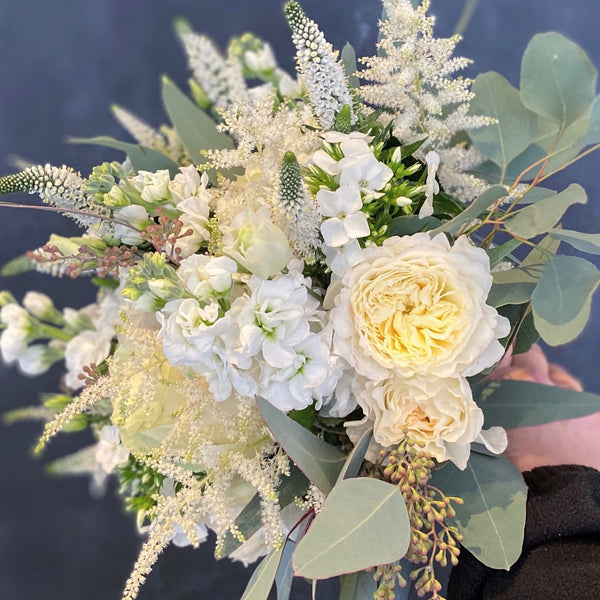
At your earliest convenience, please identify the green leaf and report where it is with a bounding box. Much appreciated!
[489,265,543,307]
[161,76,234,166]
[532,254,600,345]
[473,379,600,427]
[257,397,346,493]
[69,135,179,176]
[339,570,378,600]
[241,546,285,600]
[219,465,309,556]
[275,540,296,600]
[513,310,539,355]
[520,33,597,127]
[468,72,537,181]
[387,215,442,237]
[341,43,359,89]
[430,186,507,236]
[487,238,521,269]
[430,453,527,570]
[292,478,410,579]
[548,228,600,255]
[583,95,600,145]
[504,183,587,239]
[336,427,373,483]
[1,254,35,276]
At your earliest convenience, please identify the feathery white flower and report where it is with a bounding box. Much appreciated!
[111,105,167,150]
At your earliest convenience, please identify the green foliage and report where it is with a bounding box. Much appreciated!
[520,33,597,128]
[548,228,600,254]
[430,453,527,570]
[387,215,441,237]
[117,455,165,522]
[468,72,537,181]
[292,478,410,579]
[69,136,179,176]
[431,186,506,235]
[240,544,286,600]
[486,238,520,270]
[161,76,233,163]
[275,540,296,600]
[473,379,600,428]
[341,43,359,89]
[532,254,600,345]
[256,397,346,494]
[505,183,587,239]
[512,310,539,354]
[1,254,35,277]
[336,427,373,483]
[339,571,378,600]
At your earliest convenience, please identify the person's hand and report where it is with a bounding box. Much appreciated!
[487,344,600,472]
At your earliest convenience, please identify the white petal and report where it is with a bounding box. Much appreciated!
[321,218,350,247]
[338,184,363,213]
[343,211,370,239]
[316,188,344,217]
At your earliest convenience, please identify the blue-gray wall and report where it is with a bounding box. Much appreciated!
[0,1,599,598]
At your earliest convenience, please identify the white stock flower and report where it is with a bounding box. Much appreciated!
[64,329,114,389]
[18,344,62,376]
[22,292,56,321]
[329,233,510,382]
[317,184,370,248]
[221,205,290,278]
[177,255,237,300]
[244,43,277,73]
[0,304,32,362]
[419,151,440,218]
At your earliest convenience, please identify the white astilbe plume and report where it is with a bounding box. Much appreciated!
[0,164,110,228]
[284,1,355,129]
[177,29,247,110]
[111,105,167,150]
[359,0,492,200]
[204,91,321,221]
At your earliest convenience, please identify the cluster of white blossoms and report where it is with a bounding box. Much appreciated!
[313,132,393,275]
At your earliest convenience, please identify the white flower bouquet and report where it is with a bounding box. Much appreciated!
[1,1,600,598]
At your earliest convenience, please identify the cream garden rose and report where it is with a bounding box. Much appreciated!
[355,374,505,469]
[329,232,510,381]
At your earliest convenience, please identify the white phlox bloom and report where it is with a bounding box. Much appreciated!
[177,254,237,300]
[419,151,440,218]
[95,425,130,475]
[323,238,363,277]
[317,184,370,247]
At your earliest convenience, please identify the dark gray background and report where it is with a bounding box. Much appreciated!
[0,1,599,599]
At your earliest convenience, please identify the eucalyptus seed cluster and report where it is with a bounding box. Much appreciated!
[372,562,407,600]
[369,438,464,600]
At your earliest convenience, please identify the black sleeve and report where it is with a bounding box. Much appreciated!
[446,465,600,600]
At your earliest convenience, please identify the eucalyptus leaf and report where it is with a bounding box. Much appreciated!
[520,33,597,127]
[292,478,410,579]
[219,465,309,556]
[257,397,346,493]
[342,43,360,89]
[69,135,179,176]
[489,260,548,308]
[504,183,587,239]
[583,95,600,145]
[430,453,527,570]
[336,427,373,483]
[516,187,556,204]
[468,72,537,180]
[548,228,600,255]
[473,379,600,427]
[161,76,234,165]
[387,215,441,237]
[275,540,296,600]
[241,545,285,600]
[430,186,506,236]
[487,238,521,269]
[513,310,539,355]
[532,254,600,345]
[339,570,378,600]
[1,254,35,276]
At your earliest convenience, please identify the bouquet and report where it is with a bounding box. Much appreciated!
[1,1,600,598]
